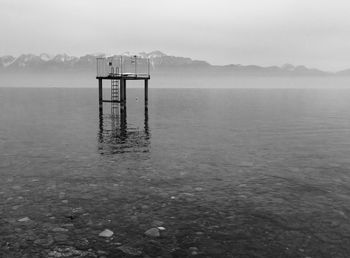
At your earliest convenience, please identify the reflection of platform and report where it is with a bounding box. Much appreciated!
[98,105,150,154]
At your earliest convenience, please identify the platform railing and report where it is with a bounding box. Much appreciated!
[97,56,150,77]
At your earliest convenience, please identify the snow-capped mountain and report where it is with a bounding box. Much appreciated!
[139,50,167,59]
[0,51,333,76]
[0,55,15,67]
[39,53,54,61]
[0,51,210,72]
[52,54,76,63]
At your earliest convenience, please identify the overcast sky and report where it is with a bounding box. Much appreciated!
[1,0,350,71]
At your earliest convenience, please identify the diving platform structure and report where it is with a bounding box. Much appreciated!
[96,55,150,110]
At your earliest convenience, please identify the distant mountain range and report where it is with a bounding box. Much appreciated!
[0,50,349,76]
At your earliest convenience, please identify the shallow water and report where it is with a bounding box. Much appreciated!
[1,87,350,257]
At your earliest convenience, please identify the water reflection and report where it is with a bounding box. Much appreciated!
[98,104,150,154]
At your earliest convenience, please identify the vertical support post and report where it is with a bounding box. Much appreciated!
[123,79,127,103]
[120,79,124,103]
[144,79,148,104]
[98,79,103,111]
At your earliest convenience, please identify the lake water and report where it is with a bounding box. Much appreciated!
[1,86,350,257]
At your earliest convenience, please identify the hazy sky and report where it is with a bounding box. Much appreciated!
[1,0,350,71]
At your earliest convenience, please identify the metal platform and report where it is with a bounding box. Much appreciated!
[96,73,150,80]
[96,56,150,110]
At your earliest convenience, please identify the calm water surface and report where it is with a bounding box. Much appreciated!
[1,87,350,257]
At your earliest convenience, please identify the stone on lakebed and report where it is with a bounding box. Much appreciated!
[99,229,114,238]
[18,217,30,222]
[117,245,142,256]
[144,228,160,237]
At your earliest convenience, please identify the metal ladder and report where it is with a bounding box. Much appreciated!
[111,79,119,102]
[111,79,120,114]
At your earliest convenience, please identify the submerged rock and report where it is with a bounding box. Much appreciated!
[34,236,54,247]
[76,238,89,248]
[48,247,90,257]
[189,247,199,255]
[117,245,142,256]
[54,233,69,242]
[99,229,114,238]
[144,228,160,237]
[18,217,30,222]
[52,227,69,232]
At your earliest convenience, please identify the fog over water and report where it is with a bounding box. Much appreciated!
[2,75,350,89]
